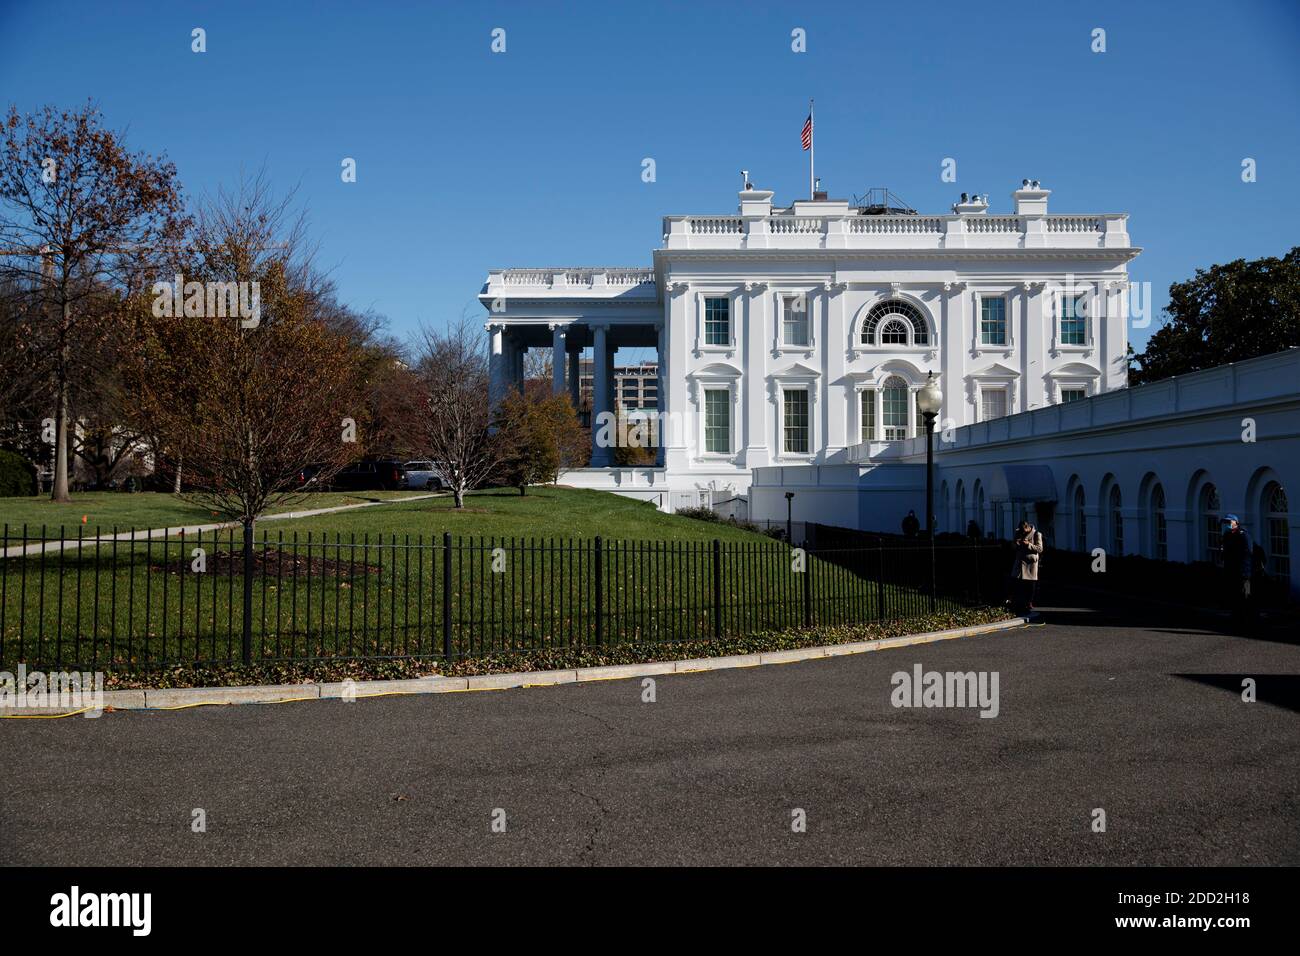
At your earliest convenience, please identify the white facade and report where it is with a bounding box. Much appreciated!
[482,179,1137,510]
[750,349,1300,598]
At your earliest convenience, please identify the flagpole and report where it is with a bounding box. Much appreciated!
[809,99,815,200]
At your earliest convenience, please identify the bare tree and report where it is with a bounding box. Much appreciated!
[0,102,186,501]
[128,176,365,526]
[413,318,504,508]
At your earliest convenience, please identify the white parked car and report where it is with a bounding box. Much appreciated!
[404,460,445,490]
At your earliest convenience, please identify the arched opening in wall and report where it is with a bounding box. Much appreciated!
[1073,484,1087,552]
[1149,483,1167,561]
[1107,483,1124,555]
[1263,482,1290,582]
[861,300,930,347]
[956,480,966,532]
[973,480,985,538]
[879,318,909,346]
[1199,482,1222,565]
[881,375,909,441]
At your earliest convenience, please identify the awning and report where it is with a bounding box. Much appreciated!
[986,464,1058,503]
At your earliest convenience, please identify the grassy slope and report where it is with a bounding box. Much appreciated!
[266,487,768,543]
[0,490,430,537]
[1,486,964,669]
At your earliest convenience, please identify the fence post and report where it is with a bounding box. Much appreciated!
[442,532,452,660]
[876,544,886,622]
[241,522,253,665]
[712,538,722,639]
[802,544,812,627]
[594,536,603,646]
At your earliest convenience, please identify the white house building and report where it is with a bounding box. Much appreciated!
[749,348,1300,598]
[482,179,1138,510]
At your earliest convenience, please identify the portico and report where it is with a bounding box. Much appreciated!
[482,270,662,467]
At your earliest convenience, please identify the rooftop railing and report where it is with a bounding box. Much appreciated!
[662,212,1131,251]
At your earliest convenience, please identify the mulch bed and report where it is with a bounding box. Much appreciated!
[150,548,382,577]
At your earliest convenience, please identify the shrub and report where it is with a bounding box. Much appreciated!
[675,506,719,522]
[0,449,37,497]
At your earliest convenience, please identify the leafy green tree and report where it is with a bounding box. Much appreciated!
[1131,247,1300,384]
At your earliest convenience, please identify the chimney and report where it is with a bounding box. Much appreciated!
[738,187,774,218]
[1012,180,1050,216]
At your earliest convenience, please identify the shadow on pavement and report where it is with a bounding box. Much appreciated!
[1172,674,1300,714]
[1032,584,1298,645]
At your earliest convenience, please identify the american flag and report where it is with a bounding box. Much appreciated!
[801,113,813,150]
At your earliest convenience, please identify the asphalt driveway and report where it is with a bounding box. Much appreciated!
[2,589,1297,866]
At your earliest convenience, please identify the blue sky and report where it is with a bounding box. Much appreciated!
[2,0,1298,355]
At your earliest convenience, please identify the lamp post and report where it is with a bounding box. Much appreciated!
[916,372,944,612]
[784,491,795,544]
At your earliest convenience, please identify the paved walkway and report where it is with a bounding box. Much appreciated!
[0,493,443,557]
[2,588,1295,865]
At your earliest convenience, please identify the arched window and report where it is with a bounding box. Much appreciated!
[1150,484,1167,561]
[879,318,909,345]
[1264,483,1289,580]
[862,300,929,346]
[881,376,909,441]
[1108,484,1124,554]
[1199,483,1221,564]
[1074,485,1086,551]
[956,482,966,529]
[974,483,986,537]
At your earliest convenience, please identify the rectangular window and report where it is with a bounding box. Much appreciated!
[704,297,730,346]
[980,387,1008,421]
[860,389,875,443]
[1060,294,1088,346]
[1060,387,1086,403]
[783,388,809,454]
[1268,516,1289,580]
[782,295,809,346]
[704,389,730,454]
[882,384,908,441]
[980,296,1007,346]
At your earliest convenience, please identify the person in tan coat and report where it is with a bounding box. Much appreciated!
[1009,519,1043,615]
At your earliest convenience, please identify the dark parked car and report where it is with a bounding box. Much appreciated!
[296,463,325,489]
[329,459,407,491]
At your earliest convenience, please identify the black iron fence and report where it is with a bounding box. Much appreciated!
[0,524,1007,671]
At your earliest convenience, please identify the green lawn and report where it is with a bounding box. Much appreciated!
[266,487,769,543]
[0,486,968,670]
[0,489,431,537]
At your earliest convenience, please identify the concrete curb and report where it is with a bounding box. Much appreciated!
[1,616,1028,715]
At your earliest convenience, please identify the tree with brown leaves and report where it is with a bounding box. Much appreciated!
[0,101,186,501]
[127,176,365,527]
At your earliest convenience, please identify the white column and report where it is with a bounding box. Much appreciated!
[550,324,566,395]
[590,323,611,466]
[742,283,769,468]
[1022,281,1046,410]
[822,282,847,457]
[941,282,967,430]
[488,323,505,409]
[664,284,691,474]
[567,337,581,407]
[655,324,666,467]
[1102,280,1129,391]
